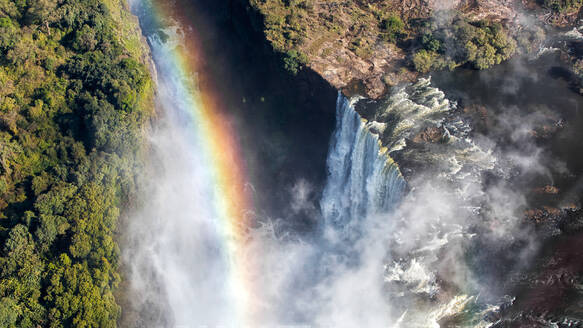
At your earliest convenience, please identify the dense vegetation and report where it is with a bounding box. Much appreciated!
[379,14,404,43]
[411,18,517,73]
[0,0,151,326]
[249,0,410,74]
[250,0,519,80]
[540,0,583,12]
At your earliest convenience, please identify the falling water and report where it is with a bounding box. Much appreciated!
[125,1,526,326]
[320,93,406,241]
[124,20,242,328]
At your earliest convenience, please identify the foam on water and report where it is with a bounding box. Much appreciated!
[320,94,406,237]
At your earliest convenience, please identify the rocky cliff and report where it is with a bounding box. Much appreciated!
[250,0,583,98]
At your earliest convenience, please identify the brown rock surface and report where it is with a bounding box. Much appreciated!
[412,126,447,144]
[251,0,579,98]
[525,206,562,223]
[251,0,524,98]
[533,185,560,195]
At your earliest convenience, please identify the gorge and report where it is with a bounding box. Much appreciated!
[123,0,583,327]
[0,0,582,327]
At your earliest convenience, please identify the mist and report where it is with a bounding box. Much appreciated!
[121,1,583,327]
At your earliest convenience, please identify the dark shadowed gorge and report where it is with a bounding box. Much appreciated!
[2,0,583,327]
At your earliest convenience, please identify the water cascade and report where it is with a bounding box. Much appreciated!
[320,94,406,239]
[126,2,254,326]
[127,1,506,327]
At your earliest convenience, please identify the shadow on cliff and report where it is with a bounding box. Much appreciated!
[174,0,338,231]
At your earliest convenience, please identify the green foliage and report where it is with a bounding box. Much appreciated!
[24,0,57,26]
[380,14,404,43]
[540,0,583,12]
[457,20,516,70]
[412,17,516,73]
[421,33,441,52]
[283,49,308,75]
[252,0,310,52]
[0,17,12,28]
[0,297,19,327]
[412,49,435,73]
[0,0,151,326]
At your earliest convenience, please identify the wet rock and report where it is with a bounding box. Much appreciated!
[412,126,448,144]
[529,120,564,139]
[524,206,562,224]
[533,185,559,194]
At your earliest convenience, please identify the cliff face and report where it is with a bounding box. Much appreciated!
[344,49,583,327]
[250,0,581,98]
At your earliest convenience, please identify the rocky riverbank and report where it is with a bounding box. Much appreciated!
[249,0,583,98]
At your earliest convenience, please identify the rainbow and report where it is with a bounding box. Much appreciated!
[144,0,255,325]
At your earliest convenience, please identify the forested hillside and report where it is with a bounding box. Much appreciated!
[0,0,152,326]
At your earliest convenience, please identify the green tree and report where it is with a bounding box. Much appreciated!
[283,49,308,75]
[380,15,404,43]
[25,0,57,31]
[0,0,151,325]
[412,49,436,73]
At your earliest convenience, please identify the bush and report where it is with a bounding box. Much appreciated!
[413,50,436,73]
[0,17,12,28]
[283,49,308,75]
[421,33,441,52]
[380,15,404,43]
[412,17,516,73]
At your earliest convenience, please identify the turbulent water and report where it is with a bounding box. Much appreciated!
[125,1,583,326]
[321,94,405,237]
[331,80,502,327]
[312,76,578,327]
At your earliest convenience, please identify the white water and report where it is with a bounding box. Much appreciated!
[308,87,496,327]
[321,94,406,240]
[124,58,503,326]
[300,95,407,326]
[126,2,529,325]
[318,81,510,327]
[125,25,239,327]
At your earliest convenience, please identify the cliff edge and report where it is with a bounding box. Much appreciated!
[250,0,583,98]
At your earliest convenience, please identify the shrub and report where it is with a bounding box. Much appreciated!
[413,50,436,73]
[421,33,441,52]
[541,0,583,12]
[412,17,516,73]
[283,49,308,75]
[380,14,404,43]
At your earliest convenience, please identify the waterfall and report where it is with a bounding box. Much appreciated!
[125,4,246,324]
[293,94,408,327]
[314,85,501,327]
[127,1,495,325]
[320,93,406,241]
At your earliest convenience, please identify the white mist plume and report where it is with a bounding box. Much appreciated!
[125,1,561,326]
[125,66,553,327]
[290,179,317,216]
[124,28,244,326]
